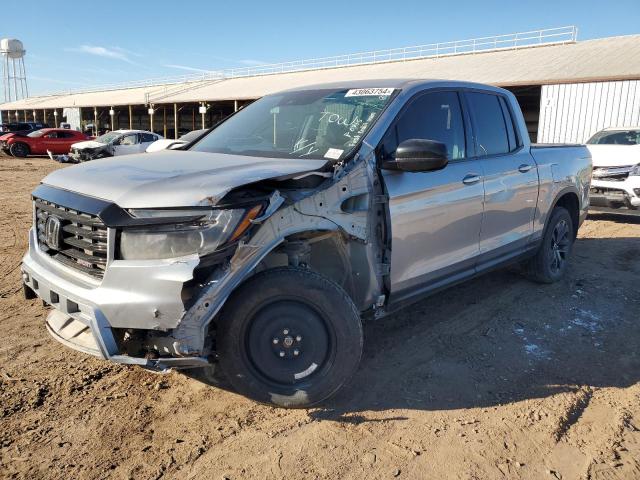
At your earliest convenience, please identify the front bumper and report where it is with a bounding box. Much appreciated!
[589,177,640,209]
[69,148,110,162]
[21,227,209,370]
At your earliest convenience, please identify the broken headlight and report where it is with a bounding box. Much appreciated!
[120,206,261,260]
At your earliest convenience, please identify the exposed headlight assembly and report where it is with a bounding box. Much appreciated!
[120,205,261,260]
[630,163,640,176]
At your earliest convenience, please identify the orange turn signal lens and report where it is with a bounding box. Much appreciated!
[229,204,263,242]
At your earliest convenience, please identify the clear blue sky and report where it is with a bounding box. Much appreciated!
[4,0,639,95]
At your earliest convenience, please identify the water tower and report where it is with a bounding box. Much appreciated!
[1,38,28,102]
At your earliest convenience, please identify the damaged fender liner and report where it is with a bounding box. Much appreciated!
[171,153,387,356]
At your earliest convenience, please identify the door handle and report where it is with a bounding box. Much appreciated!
[462,174,481,185]
[518,164,533,173]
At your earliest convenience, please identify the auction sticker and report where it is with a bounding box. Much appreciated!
[324,148,344,159]
[345,88,395,97]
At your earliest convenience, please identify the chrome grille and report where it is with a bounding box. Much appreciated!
[34,198,108,278]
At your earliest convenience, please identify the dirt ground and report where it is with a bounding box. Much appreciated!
[0,156,639,480]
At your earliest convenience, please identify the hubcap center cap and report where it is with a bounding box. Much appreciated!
[283,336,294,347]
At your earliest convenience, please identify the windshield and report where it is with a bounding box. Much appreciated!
[27,130,47,138]
[95,132,122,144]
[191,88,396,160]
[587,130,640,145]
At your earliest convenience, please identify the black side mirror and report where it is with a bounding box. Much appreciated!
[382,139,449,172]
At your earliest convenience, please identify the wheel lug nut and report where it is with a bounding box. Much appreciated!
[272,338,279,344]
[293,349,299,356]
[283,329,289,335]
[296,335,302,342]
[279,351,285,357]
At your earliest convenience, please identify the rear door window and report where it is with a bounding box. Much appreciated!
[466,92,510,156]
[498,96,519,151]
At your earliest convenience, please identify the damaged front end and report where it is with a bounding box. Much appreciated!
[21,150,388,372]
[69,144,112,162]
[22,85,401,374]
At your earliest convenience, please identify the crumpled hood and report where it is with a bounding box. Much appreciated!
[42,150,328,208]
[71,140,108,150]
[587,144,640,168]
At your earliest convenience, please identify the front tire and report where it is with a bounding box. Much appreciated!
[217,267,363,408]
[9,142,29,157]
[525,206,574,283]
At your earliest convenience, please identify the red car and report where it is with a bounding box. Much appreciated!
[0,128,91,157]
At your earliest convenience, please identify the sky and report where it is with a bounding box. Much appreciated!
[3,0,639,96]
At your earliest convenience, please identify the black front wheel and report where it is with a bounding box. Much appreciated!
[216,267,363,408]
[9,142,29,157]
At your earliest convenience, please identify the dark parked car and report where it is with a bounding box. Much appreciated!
[0,122,49,135]
[159,127,191,139]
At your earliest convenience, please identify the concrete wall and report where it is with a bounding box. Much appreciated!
[538,80,640,143]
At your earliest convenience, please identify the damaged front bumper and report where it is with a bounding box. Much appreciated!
[590,178,640,210]
[68,146,111,162]
[21,227,210,371]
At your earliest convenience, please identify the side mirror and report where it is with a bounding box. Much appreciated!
[382,139,449,172]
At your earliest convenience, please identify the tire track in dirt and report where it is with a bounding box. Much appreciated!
[553,386,593,441]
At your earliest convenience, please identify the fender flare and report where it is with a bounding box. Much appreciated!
[544,185,581,237]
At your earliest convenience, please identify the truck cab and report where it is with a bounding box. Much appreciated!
[21,80,591,407]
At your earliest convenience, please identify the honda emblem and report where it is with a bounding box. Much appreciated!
[44,215,62,250]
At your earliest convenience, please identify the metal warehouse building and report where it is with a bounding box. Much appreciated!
[1,27,639,143]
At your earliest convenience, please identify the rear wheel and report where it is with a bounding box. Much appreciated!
[525,206,574,283]
[9,142,29,157]
[217,267,363,408]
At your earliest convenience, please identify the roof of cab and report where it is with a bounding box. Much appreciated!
[281,78,507,94]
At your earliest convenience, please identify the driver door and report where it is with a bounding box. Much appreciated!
[380,90,485,302]
[40,131,67,154]
[113,133,140,156]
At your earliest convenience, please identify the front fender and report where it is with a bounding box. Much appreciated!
[171,158,378,355]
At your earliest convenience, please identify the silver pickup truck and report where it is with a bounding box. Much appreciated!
[21,80,591,407]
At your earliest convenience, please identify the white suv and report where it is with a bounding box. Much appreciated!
[69,129,162,162]
[587,127,640,210]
